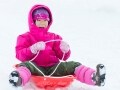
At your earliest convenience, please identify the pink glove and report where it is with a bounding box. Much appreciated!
[60,41,70,53]
[30,41,46,54]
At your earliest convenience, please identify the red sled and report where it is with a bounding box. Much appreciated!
[30,75,75,88]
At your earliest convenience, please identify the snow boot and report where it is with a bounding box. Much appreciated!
[92,64,106,86]
[9,71,22,87]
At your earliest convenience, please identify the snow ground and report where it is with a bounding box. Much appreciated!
[0,0,120,90]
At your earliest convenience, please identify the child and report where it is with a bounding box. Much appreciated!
[9,4,106,87]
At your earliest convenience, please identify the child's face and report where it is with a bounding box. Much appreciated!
[35,19,48,28]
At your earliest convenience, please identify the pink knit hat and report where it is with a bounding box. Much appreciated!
[32,8,50,21]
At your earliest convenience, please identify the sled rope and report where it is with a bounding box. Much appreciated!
[29,39,66,77]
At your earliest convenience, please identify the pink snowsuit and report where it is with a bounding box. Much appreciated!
[15,4,71,67]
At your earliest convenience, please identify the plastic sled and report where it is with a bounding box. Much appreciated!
[29,75,75,89]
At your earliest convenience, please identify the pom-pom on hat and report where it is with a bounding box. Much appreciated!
[32,8,50,21]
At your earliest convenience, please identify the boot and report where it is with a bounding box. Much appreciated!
[9,71,22,87]
[92,64,106,86]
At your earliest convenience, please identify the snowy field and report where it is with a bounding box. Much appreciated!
[0,0,120,90]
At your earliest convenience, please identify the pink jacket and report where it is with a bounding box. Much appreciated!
[15,4,71,67]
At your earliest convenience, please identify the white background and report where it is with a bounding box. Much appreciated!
[0,0,120,90]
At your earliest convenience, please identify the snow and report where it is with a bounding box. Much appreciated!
[0,0,120,90]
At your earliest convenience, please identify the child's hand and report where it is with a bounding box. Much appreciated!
[60,41,70,53]
[30,41,46,54]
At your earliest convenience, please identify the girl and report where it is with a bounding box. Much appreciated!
[9,4,106,87]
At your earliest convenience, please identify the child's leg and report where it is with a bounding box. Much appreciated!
[74,64,106,86]
[47,61,95,85]
[9,66,31,86]
[9,61,45,87]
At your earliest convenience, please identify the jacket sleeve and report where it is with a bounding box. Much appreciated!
[15,35,35,62]
[53,35,71,61]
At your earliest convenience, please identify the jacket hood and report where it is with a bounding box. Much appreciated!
[28,4,53,33]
